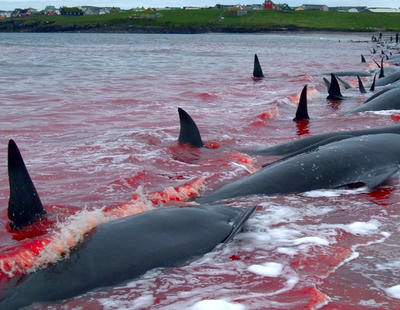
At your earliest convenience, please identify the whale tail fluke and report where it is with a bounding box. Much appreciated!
[327,74,344,100]
[293,85,309,121]
[178,108,204,148]
[253,54,264,78]
[8,139,46,230]
[357,75,366,94]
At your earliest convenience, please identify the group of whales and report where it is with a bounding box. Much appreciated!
[2,40,400,309]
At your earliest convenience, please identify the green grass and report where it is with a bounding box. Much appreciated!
[2,9,400,32]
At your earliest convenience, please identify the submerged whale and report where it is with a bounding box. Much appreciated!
[375,71,400,87]
[326,71,372,77]
[197,134,400,203]
[0,140,256,309]
[345,86,400,114]
[246,123,400,156]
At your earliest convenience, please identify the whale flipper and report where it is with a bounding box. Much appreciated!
[361,54,366,63]
[178,108,204,148]
[253,54,264,78]
[359,164,399,188]
[327,74,344,100]
[293,85,309,121]
[370,73,377,92]
[357,75,366,94]
[224,205,257,243]
[8,139,46,230]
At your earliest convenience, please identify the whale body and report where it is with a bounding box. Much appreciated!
[197,134,400,203]
[0,204,255,310]
[345,87,400,114]
[246,124,400,156]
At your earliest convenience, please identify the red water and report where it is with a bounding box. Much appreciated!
[1,32,400,309]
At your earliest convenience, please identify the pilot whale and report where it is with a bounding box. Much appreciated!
[345,87,400,114]
[0,140,256,309]
[197,134,400,204]
[246,124,400,156]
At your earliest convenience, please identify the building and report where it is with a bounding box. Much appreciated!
[264,0,276,10]
[0,10,12,18]
[365,7,400,13]
[329,6,366,12]
[11,8,37,17]
[300,4,329,11]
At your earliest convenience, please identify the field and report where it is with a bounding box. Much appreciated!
[1,8,400,32]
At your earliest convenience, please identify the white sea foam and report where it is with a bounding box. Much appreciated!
[293,236,329,246]
[302,187,368,197]
[344,220,380,235]
[248,262,283,277]
[277,247,298,255]
[29,208,111,272]
[385,285,400,299]
[190,299,245,310]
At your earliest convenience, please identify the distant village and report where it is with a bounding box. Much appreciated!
[0,1,400,19]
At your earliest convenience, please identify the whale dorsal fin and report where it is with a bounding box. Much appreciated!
[8,139,46,230]
[327,74,344,100]
[373,59,381,68]
[178,108,204,148]
[293,85,309,121]
[357,75,366,94]
[370,73,377,92]
[361,54,366,63]
[253,54,264,78]
[379,58,384,78]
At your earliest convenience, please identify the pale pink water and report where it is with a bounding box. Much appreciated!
[0,32,400,309]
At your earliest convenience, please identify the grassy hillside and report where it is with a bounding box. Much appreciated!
[1,8,400,32]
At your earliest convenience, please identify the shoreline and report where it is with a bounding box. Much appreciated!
[0,22,384,35]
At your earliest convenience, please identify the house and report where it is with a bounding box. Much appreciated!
[264,0,276,10]
[0,11,12,18]
[59,6,84,16]
[364,7,400,13]
[276,3,293,11]
[300,4,329,11]
[329,6,366,12]
[11,8,37,17]
[80,6,118,15]
[250,4,264,10]
[43,5,59,15]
